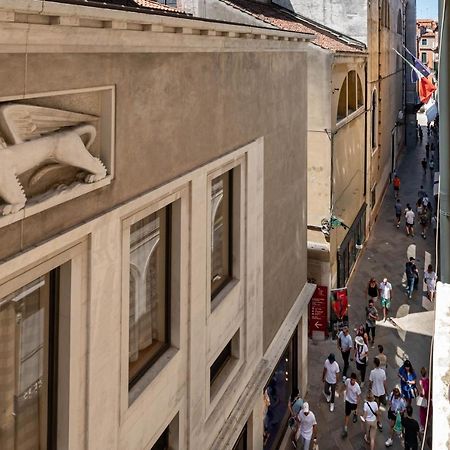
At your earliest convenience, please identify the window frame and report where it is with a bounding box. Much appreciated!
[127,205,173,390]
[421,38,428,45]
[0,241,87,450]
[207,159,243,312]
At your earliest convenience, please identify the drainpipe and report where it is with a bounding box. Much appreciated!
[439,0,449,282]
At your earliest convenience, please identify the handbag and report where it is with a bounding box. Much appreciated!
[416,396,428,408]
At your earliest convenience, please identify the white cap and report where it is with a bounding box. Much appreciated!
[302,402,309,413]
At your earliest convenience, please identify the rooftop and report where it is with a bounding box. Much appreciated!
[218,0,366,53]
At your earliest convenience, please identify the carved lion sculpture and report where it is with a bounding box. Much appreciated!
[0,104,107,215]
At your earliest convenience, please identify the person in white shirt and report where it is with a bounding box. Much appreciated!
[385,388,406,447]
[342,372,361,438]
[354,336,368,387]
[294,402,317,450]
[362,391,379,450]
[322,353,340,412]
[379,278,393,321]
[405,205,415,236]
[368,357,387,430]
[424,264,437,301]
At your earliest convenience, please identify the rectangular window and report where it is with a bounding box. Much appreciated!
[421,52,427,63]
[128,205,171,388]
[371,185,376,209]
[0,269,59,450]
[151,428,169,450]
[211,171,233,298]
[210,341,232,386]
[421,38,427,45]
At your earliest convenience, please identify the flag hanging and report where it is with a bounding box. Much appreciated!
[418,75,437,104]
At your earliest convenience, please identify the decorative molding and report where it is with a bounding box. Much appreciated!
[0,0,314,54]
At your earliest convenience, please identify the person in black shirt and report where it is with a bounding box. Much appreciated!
[402,405,420,450]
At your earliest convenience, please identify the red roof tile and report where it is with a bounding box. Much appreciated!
[220,0,366,53]
[133,0,184,12]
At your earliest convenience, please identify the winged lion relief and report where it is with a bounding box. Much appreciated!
[0,104,107,215]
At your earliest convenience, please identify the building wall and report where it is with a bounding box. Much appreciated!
[0,3,312,450]
[273,0,368,44]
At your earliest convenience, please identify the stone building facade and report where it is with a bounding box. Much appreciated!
[0,1,315,449]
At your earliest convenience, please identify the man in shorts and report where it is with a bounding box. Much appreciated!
[405,206,415,237]
[369,357,387,430]
[385,387,406,447]
[342,372,361,438]
[379,278,392,321]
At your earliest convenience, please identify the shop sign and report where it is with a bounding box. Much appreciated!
[309,286,328,337]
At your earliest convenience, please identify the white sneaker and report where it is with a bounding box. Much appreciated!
[330,403,334,412]
[385,438,393,447]
[323,391,331,403]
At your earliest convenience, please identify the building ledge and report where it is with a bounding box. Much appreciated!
[0,0,314,54]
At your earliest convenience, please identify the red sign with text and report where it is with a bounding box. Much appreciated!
[309,286,328,337]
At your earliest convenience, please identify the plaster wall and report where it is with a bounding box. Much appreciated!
[307,47,333,229]
[273,0,368,44]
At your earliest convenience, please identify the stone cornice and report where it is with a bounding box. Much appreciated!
[0,0,314,53]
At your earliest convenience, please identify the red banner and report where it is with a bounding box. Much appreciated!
[309,286,328,336]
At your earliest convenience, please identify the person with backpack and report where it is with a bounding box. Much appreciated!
[288,389,304,445]
[342,372,361,438]
[362,391,379,450]
[385,387,406,447]
[405,257,417,299]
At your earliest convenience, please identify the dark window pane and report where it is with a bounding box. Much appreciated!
[337,77,347,121]
[129,206,171,387]
[210,341,232,385]
[211,172,232,298]
[151,428,169,450]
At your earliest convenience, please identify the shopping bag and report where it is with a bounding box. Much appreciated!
[416,396,428,408]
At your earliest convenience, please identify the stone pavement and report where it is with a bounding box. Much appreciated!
[282,119,436,450]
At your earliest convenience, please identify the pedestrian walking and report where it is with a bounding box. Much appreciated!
[431,214,437,239]
[398,360,418,406]
[418,185,427,199]
[367,277,378,302]
[421,157,427,174]
[385,387,406,447]
[393,174,400,198]
[354,336,368,387]
[429,158,434,173]
[369,357,387,430]
[362,391,379,450]
[424,264,437,301]
[322,353,339,412]
[365,299,378,348]
[405,257,417,299]
[418,126,423,141]
[337,326,352,380]
[376,344,388,370]
[425,143,430,159]
[379,278,393,321]
[288,388,304,444]
[294,402,317,450]
[342,373,361,438]
[419,204,430,239]
[402,406,420,450]
[418,367,431,434]
[394,199,402,228]
[404,205,415,237]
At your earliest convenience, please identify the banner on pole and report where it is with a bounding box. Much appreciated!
[330,287,349,339]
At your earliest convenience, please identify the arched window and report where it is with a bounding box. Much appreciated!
[371,89,377,148]
[336,71,364,123]
[397,10,402,34]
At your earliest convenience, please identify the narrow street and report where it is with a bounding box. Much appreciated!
[283,119,436,450]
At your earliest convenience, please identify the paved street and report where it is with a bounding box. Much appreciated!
[283,121,436,450]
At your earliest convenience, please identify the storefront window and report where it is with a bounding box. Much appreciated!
[0,270,59,450]
[263,331,298,449]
